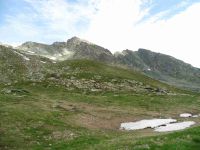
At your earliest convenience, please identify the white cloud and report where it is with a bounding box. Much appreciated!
[23,0,97,38]
[82,0,147,49]
[0,0,200,67]
[0,0,98,44]
[82,1,200,68]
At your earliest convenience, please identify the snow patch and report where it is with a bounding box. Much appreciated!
[44,49,74,61]
[120,119,176,131]
[23,56,30,61]
[27,51,35,54]
[59,49,74,60]
[155,121,195,132]
[192,115,199,118]
[13,50,30,61]
[40,61,46,64]
[180,113,192,118]
[147,68,151,71]
[57,54,63,57]
[49,56,57,60]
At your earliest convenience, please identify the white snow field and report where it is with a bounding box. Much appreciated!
[120,119,176,131]
[155,121,195,132]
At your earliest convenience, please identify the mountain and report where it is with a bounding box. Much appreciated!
[17,36,114,62]
[13,37,200,91]
[66,37,114,62]
[1,44,182,96]
[16,41,73,61]
[115,49,200,91]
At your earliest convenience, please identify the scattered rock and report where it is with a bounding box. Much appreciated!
[52,130,76,140]
[134,144,150,149]
[1,88,30,95]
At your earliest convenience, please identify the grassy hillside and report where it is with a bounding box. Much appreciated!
[45,59,188,94]
[1,58,200,149]
[0,45,51,83]
[16,37,200,91]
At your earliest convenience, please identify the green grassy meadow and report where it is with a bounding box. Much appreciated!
[1,60,200,150]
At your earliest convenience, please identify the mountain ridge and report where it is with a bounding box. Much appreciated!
[1,36,200,91]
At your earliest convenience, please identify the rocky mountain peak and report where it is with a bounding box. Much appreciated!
[65,36,114,62]
[21,41,39,46]
[18,41,49,50]
[69,36,81,41]
[138,48,152,53]
[122,49,134,54]
[67,36,93,45]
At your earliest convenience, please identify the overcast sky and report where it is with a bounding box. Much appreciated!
[0,0,200,67]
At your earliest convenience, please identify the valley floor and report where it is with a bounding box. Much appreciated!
[1,83,200,150]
